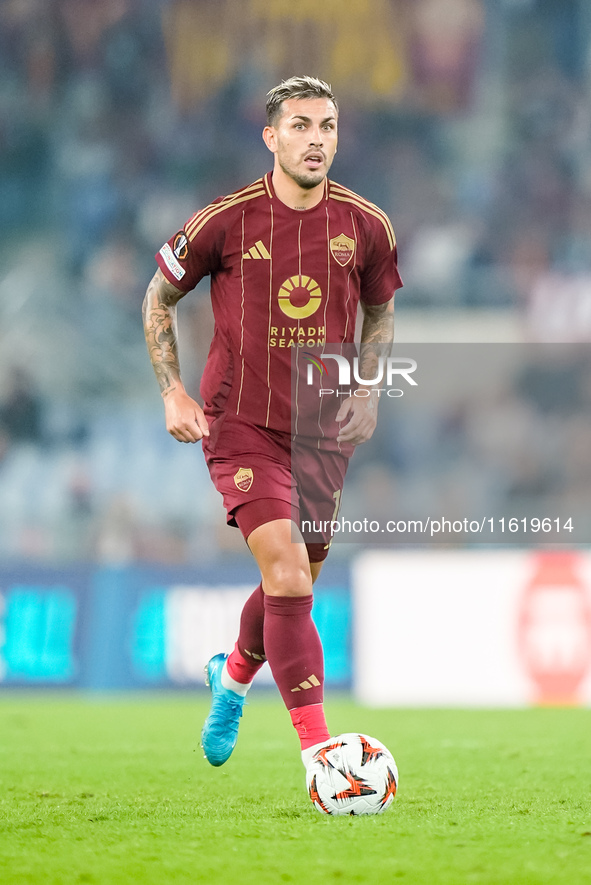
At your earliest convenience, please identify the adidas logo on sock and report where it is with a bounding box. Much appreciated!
[244,648,266,661]
[242,240,271,260]
[291,674,321,692]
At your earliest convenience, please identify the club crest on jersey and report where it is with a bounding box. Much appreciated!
[234,467,254,492]
[330,233,355,267]
[173,231,189,261]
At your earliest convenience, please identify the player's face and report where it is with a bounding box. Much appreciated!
[265,97,338,190]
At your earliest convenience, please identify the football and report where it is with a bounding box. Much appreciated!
[306,732,398,816]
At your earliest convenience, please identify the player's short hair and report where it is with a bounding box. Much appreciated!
[266,76,338,126]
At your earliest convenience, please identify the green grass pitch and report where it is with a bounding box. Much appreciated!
[1,694,590,884]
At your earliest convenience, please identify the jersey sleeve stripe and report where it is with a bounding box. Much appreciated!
[184,180,265,236]
[185,187,266,242]
[329,186,396,250]
[185,184,266,240]
[329,185,394,231]
[329,182,390,213]
[222,177,264,198]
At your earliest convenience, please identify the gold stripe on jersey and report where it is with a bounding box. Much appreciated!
[185,181,266,242]
[186,185,266,241]
[330,182,394,225]
[236,210,247,416]
[201,178,265,212]
[263,174,272,198]
[313,204,332,443]
[329,185,396,250]
[293,218,304,436]
[342,211,358,341]
[185,192,262,242]
[265,203,275,428]
[185,179,264,236]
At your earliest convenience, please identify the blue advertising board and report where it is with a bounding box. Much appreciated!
[0,564,351,689]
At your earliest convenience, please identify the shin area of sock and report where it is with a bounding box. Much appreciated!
[236,582,266,661]
[263,594,325,708]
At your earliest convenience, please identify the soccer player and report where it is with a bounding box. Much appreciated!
[143,76,402,770]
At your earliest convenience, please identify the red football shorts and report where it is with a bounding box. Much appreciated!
[201,411,351,562]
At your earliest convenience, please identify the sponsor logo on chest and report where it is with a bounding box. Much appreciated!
[239,228,356,348]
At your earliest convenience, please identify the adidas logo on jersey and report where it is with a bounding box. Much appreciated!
[242,240,271,260]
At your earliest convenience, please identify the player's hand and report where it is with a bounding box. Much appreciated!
[162,387,210,443]
[336,391,378,445]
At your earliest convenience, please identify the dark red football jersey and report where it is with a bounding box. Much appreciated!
[156,172,402,433]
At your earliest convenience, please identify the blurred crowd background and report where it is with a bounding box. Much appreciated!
[0,0,590,564]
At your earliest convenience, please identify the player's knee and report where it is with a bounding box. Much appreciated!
[262,561,312,597]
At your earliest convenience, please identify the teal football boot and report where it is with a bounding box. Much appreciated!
[201,653,246,766]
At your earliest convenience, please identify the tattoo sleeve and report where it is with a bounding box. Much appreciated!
[358,297,395,384]
[142,268,187,395]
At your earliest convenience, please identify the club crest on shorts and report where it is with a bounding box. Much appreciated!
[234,467,254,492]
[330,233,355,267]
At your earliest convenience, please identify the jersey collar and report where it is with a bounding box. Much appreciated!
[264,171,329,212]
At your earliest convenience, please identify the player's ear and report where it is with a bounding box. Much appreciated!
[262,126,278,154]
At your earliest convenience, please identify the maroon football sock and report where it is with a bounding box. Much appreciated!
[227,582,266,683]
[263,594,325,709]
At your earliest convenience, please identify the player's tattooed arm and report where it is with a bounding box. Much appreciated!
[142,268,186,395]
[336,296,395,446]
[358,296,395,382]
[142,269,209,442]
